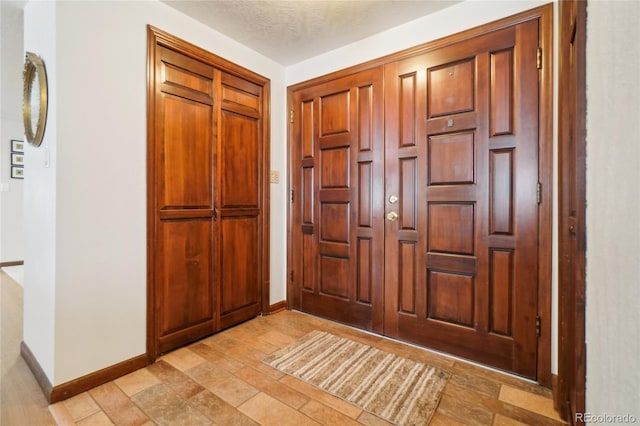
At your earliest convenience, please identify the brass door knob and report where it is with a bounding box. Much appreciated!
[387,211,399,221]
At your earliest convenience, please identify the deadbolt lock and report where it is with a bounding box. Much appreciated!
[389,194,398,204]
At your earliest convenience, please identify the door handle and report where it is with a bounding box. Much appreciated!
[386,211,399,222]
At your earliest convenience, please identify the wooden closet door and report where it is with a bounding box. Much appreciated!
[290,68,385,332]
[384,21,540,377]
[148,27,270,357]
[152,45,217,354]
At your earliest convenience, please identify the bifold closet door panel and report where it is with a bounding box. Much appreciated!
[216,71,264,329]
[153,45,217,353]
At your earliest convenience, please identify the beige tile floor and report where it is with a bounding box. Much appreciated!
[48,311,566,426]
[2,270,566,425]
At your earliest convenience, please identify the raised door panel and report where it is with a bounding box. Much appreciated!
[219,217,260,325]
[220,111,259,208]
[157,220,215,352]
[160,95,213,209]
[382,57,425,336]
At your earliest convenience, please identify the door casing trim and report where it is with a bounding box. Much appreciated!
[556,0,587,420]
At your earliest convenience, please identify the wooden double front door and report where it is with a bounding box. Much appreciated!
[147,27,270,357]
[290,18,543,378]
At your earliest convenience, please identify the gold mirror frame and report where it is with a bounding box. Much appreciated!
[23,52,48,147]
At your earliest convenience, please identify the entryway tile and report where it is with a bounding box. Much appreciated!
[36,311,565,426]
[76,410,114,425]
[114,368,161,397]
[299,399,362,425]
[160,347,206,372]
[238,392,321,426]
[189,390,258,425]
[62,392,100,421]
[147,359,205,399]
[499,385,564,421]
[89,381,150,425]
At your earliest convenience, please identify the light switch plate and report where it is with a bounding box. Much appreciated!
[270,170,279,184]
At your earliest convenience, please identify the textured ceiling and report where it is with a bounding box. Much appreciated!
[162,0,461,65]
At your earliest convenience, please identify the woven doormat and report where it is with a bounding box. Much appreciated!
[263,330,448,425]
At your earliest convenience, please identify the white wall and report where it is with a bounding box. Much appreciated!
[23,0,57,383]
[0,2,25,264]
[24,0,286,386]
[585,0,640,418]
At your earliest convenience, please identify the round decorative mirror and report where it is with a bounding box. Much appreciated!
[23,52,48,147]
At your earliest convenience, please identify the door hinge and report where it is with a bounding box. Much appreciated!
[537,182,542,205]
[535,315,541,337]
[290,189,294,203]
[290,270,294,281]
[290,109,294,123]
[537,47,543,69]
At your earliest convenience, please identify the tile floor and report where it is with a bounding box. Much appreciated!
[47,310,567,425]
